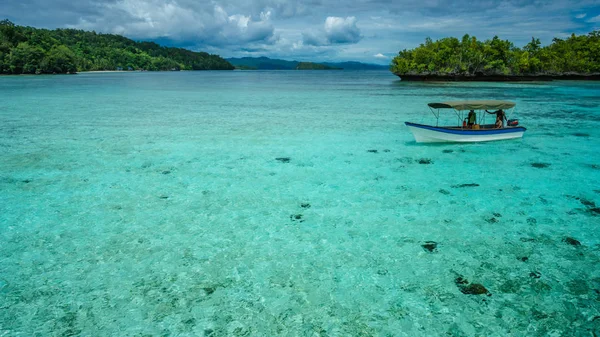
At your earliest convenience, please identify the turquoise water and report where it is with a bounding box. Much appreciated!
[1,71,599,336]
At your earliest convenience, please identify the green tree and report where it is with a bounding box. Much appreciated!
[0,19,26,47]
[40,45,77,74]
[390,30,600,77]
[0,20,235,74]
[8,42,44,74]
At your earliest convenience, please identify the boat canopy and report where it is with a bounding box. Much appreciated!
[428,100,516,111]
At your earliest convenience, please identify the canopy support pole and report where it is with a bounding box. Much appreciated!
[428,107,440,127]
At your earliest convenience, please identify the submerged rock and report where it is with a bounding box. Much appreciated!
[276,157,291,163]
[527,217,537,225]
[367,149,378,153]
[563,237,581,246]
[182,318,196,327]
[567,195,600,216]
[493,212,502,217]
[529,271,542,279]
[531,162,550,168]
[383,149,391,153]
[461,283,489,295]
[454,276,489,295]
[203,287,216,295]
[518,256,529,262]
[455,276,468,285]
[520,237,535,242]
[451,183,480,188]
[421,241,438,252]
[442,149,454,153]
[162,170,171,175]
[485,217,499,224]
[300,203,311,208]
[531,309,549,320]
[567,279,589,295]
[418,158,433,164]
[439,189,450,195]
[579,198,596,207]
[290,214,304,222]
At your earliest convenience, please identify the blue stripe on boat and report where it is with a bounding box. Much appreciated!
[405,122,527,135]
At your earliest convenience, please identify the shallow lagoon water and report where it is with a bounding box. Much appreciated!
[1,71,600,336]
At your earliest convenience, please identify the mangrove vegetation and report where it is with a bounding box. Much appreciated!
[0,19,234,74]
[390,31,600,80]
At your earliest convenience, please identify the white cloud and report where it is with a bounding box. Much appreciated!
[588,15,600,22]
[69,0,277,47]
[303,16,362,46]
[324,16,361,43]
[374,53,387,58]
[302,31,330,46]
[3,0,599,64]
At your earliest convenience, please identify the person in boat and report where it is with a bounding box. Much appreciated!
[486,109,507,128]
[467,110,476,128]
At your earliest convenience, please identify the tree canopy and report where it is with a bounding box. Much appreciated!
[390,31,600,77]
[0,19,234,74]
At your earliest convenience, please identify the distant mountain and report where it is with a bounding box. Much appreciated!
[226,56,386,70]
[227,56,296,70]
[295,62,341,70]
[323,61,388,70]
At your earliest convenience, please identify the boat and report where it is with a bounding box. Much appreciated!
[405,100,527,143]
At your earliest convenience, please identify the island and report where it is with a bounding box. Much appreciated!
[390,31,600,81]
[226,56,386,70]
[295,62,341,70]
[0,19,234,74]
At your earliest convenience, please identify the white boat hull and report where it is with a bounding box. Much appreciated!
[405,122,526,143]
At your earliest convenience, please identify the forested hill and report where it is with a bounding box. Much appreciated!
[226,56,386,70]
[227,57,339,70]
[0,19,234,74]
[391,31,600,80]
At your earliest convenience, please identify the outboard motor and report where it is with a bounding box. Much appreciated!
[507,119,519,126]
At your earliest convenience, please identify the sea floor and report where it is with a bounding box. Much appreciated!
[1,72,599,336]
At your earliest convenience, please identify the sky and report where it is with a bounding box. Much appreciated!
[2,0,600,64]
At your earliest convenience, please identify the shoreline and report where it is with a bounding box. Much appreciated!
[394,73,600,81]
[79,70,130,73]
